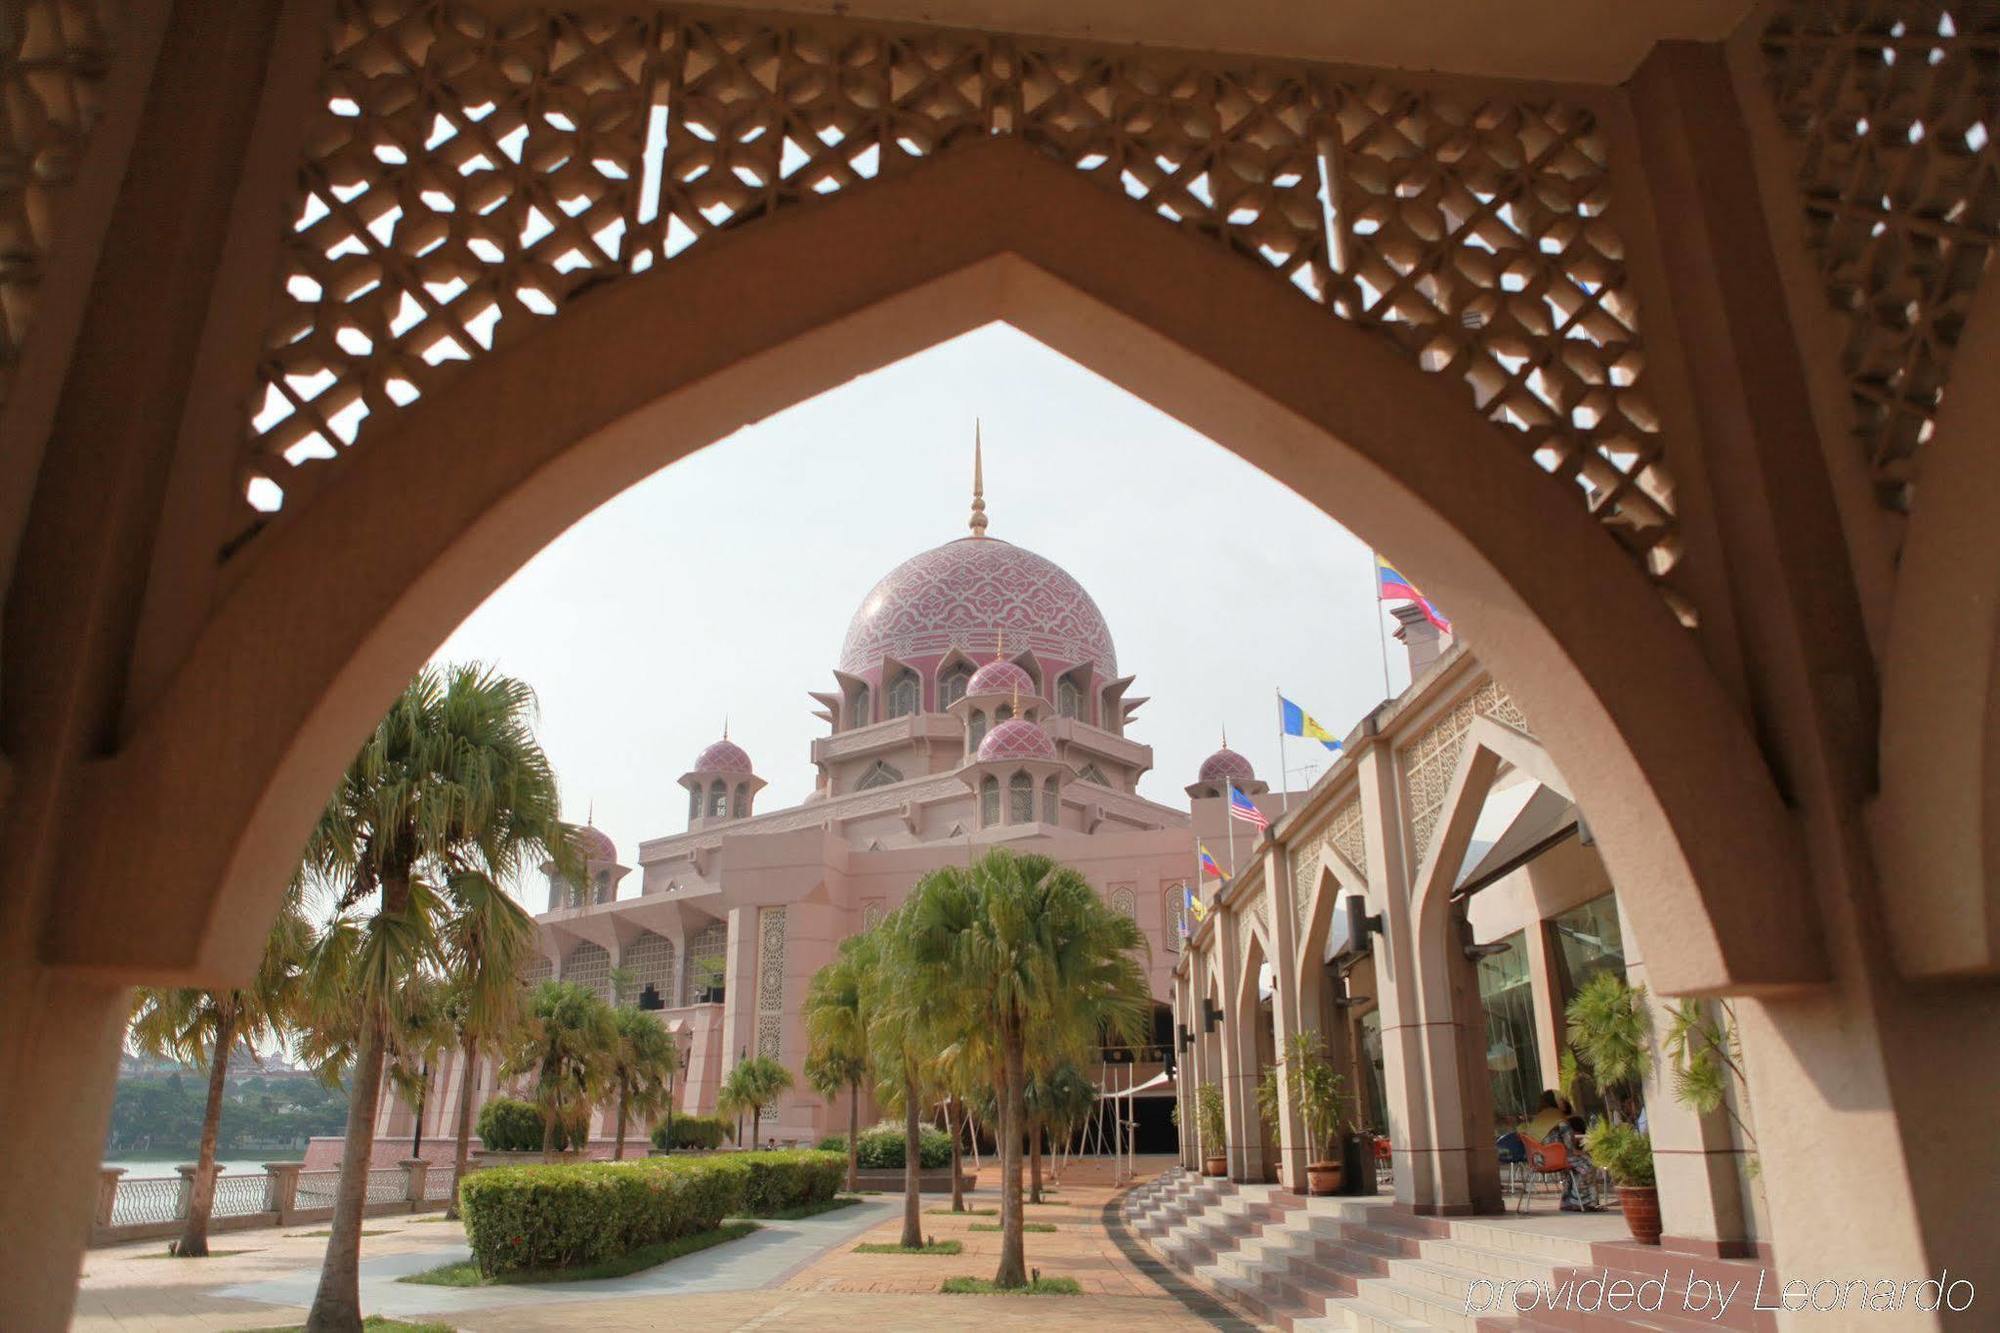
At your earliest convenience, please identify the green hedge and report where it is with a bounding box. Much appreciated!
[819,1120,952,1169]
[475,1097,584,1153]
[460,1151,845,1277]
[650,1113,734,1151]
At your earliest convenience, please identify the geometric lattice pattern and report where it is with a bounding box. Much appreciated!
[1761,2,1998,518]
[756,906,786,1059]
[0,0,113,405]
[562,939,611,1001]
[683,919,727,1004]
[1398,679,1531,859]
[623,930,676,1007]
[238,3,1679,589]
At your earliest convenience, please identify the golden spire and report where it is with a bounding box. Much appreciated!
[969,420,988,538]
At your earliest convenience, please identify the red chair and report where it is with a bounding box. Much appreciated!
[1516,1138,1569,1213]
[1372,1136,1393,1189]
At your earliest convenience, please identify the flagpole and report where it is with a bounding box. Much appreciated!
[1371,551,1394,700]
[1275,688,1291,816]
[1226,779,1239,878]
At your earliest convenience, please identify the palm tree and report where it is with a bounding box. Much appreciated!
[383,972,452,1160]
[869,906,948,1250]
[718,1054,794,1149]
[1024,1062,1097,1202]
[803,932,875,1191]
[438,869,536,1215]
[295,663,571,1332]
[126,883,313,1258]
[605,1007,679,1159]
[900,848,1150,1288]
[505,980,616,1158]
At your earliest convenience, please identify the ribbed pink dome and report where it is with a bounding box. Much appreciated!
[692,738,754,775]
[574,824,617,862]
[978,717,1058,762]
[1198,746,1256,784]
[966,660,1036,698]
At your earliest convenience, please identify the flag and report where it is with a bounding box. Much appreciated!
[1376,554,1453,635]
[1198,842,1225,879]
[1279,694,1342,752]
[1185,884,1208,923]
[1227,782,1270,830]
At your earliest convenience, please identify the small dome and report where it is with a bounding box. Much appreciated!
[574,824,617,863]
[692,738,754,775]
[978,717,1058,763]
[966,659,1037,698]
[1198,746,1256,784]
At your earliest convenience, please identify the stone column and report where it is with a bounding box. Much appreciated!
[262,1162,302,1220]
[95,1169,126,1230]
[1263,841,1315,1192]
[1213,899,1264,1182]
[1355,741,1432,1209]
[400,1158,430,1207]
[174,1163,219,1219]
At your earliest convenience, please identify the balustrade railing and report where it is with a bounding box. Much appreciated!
[91,1158,450,1247]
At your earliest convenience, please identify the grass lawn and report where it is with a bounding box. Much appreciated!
[399,1220,759,1287]
[941,1275,1082,1295]
[853,1239,963,1255]
[740,1195,861,1221]
[969,1222,1055,1233]
[925,1206,996,1216]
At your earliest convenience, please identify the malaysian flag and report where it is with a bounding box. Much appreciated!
[1227,782,1270,830]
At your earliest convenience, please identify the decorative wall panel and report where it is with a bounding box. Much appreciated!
[235,1,1678,594]
[1399,680,1530,858]
[755,906,786,1058]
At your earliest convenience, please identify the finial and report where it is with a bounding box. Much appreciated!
[995,626,1005,662]
[1221,725,1228,750]
[587,797,594,826]
[723,714,729,741]
[969,421,988,538]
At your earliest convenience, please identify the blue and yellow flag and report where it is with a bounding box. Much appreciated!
[1185,883,1208,925]
[1280,694,1343,752]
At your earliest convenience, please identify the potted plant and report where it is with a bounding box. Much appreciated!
[1283,1032,1351,1195]
[1587,1118,1660,1244]
[1196,1082,1227,1176]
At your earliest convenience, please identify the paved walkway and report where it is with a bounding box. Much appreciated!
[72,1159,1240,1331]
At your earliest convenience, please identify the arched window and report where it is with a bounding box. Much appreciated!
[687,785,701,820]
[733,782,749,818]
[594,868,611,904]
[1009,771,1034,823]
[996,702,1013,722]
[1042,775,1060,823]
[850,686,871,728]
[968,710,987,749]
[1057,676,1083,720]
[857,760,903,790]
[708,779,727,818]
[1076,763,1109,787]
[980,774,1000,826]
[939,662,973,708]
[887,669,919,719]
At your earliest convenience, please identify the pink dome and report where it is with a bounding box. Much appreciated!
[840,537,1117,677]
[966,659,1037,698]
[573,824,617,863]
[692,738,754,775]
[978,717,1058,763]
[1198,746,1256,784]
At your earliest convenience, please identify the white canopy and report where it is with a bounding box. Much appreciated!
[1097,1070,1171,1098]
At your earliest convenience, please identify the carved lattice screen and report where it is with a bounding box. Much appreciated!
[1762,1,1998,520]
[241,2,1679,587]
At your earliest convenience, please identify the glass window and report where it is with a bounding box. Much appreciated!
[980,774,1000,826]
[887,670,919,718]
[708,779,727,818]
[969,710,987,749]
[1057,677,1083,720]
[1475,929,1544,1124]
[850,686,870,728]
[1009,771,1034,822]
[1550,892,1626,1002]
[594,868,611,904]
[1042,775,1059,823]
[1358,1007,1389,1134]
[939,663,973,708]
[732,782,749,818]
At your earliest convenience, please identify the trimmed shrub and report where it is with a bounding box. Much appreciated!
[475,1098,544,1153]
[461,1155,749,1276]
[459,1150,846,1276]
[736,1150,845,1215]
[650,1113,734,1152]
[820,1121,951,1169]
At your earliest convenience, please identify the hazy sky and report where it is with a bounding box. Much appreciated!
[429,323,1421,881]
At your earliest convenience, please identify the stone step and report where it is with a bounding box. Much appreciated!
[1352,1272,1485,1333]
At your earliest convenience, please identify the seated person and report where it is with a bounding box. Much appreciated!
[1520,1090,1565,1143]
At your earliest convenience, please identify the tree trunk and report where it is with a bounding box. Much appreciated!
[175,1004,236,1258]
[613,1083,630,1160]
[900,1071,923,1249]
[1029,1117,1043,1204]
[846,1079,860,1193]
[994,1020,1027,1288]
[662,1073,675,1153]
[541,1094,558,1162]
[305,1006,390,1331]
[448,1033,478,1220]
[411,1058,428,1158]
[948,1099,965,1212]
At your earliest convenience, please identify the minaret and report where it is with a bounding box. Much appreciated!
[969,421,988,538]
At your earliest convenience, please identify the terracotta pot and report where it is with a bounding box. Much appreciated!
[1618,1184,1662,1245]
[1306,1162,1344,1196]
[1203,1155,1227,1177]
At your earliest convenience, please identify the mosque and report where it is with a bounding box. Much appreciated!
[372,449,1285,1154]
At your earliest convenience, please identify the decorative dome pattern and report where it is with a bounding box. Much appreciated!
[574,824,617,863]
[1198,746,1257,784]
[840,538,1117,677]
[978,717,1058,763]
[692,738,754,775]
[966,659,1037,698]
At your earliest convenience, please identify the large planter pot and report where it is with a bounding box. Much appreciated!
[1617,1185,1662,1245]
[1203,1155,1227,1177]
[1305,1161,1344,1196]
